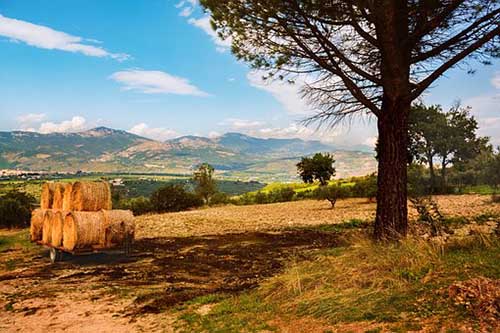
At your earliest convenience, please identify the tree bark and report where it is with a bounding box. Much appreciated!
[374,98,410,240]
[427,152,436,193]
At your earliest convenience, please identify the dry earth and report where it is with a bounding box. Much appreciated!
[1,194,498,332]
[136,194,500,238]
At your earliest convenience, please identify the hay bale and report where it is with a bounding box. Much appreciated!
[30,209,46,242]
[101,210,135,247]
[52,183,66,210]
[40,183,56,209]
[51,211,69,247]
[63,211,104,251]
[62,183,73,211]
[41,210,54,244]
[70,181,112,211]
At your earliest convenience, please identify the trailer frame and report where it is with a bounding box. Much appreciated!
[36,236,133,263]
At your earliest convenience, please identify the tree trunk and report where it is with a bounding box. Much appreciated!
[427,153,435,193]
[441,158,448,192]
[374,98,410,241]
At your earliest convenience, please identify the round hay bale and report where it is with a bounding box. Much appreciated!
[51,211,69,247]
[62,183,73,211]
[63,211,104,251]
[40,183,56,209]
[41,210,54,244]
[52,183,66,210]
[70,181,112,211]
[30,209,46,242]
[101,210,135,247]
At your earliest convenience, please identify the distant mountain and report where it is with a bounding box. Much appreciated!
[0,127,377,180]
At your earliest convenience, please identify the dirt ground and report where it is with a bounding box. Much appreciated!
[0,194,498,332]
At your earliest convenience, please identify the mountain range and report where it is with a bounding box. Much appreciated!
[0,127,376,181]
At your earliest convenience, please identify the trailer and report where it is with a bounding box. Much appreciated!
[36,236,133,263]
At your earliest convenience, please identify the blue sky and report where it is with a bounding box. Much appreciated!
[1,0,499,147]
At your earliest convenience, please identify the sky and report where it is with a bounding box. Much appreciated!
[0,0,499,147]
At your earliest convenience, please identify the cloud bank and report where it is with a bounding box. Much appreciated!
[110,70,210,97]
[0,14,129,61]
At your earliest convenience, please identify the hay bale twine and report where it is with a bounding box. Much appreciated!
[30,209,46,242]
[63,211,104,251]
[101,210,135,247]
[62,183,73,211]
[40,183,56,209]
[41,210,54,244]
[70,181,112,211]
[52,183,66,210]
[51,211,69,247]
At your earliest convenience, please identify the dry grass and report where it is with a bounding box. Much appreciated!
[63,211,104,250]
[70,181,112,211]
[136,194,499,239]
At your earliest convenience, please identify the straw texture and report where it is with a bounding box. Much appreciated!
[51,210,68,247]
[70,181,112,211]
[41,210,54,244]
[40,183,56,209]
[101,210,135,247]
[30,209,46,242]
[62,183,73,211]
[63,211,104,251]
[52,183,66,210]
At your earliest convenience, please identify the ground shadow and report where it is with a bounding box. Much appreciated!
[3,229,341,315]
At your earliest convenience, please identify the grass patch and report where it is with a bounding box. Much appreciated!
[175,294,277,333]
[0,229,33,252]
[176,234,500,331]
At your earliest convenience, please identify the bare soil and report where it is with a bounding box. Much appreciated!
[0,230,338,332]
[1,194,498,332]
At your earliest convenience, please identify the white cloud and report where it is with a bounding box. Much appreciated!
[110,70,210,97]
[247,71,313,115]
[38,116,88,133]
[492,72,500,89]
[220,118,265,130]
[0,14,129,61]
[187,15,231,52]
[16,113,46,129]
[129,123,178,141]
[208,131,221,138]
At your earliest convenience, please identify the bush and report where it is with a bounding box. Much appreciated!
[118,196,153,215]
[314,184,351,208]
[272,187,295,202]
[209,192,231,206]
[150,184,203,213]
[352,173,377,200]
[0,190,36,228]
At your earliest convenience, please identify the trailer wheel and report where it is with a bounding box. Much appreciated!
[49,248,62,263]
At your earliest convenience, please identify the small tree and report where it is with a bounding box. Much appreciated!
[193,163,217,204]
[315,184,351,208]
[297,153,335,186]
[0,190,36,228]
[150,184,203,213]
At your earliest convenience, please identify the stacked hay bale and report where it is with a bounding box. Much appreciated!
[30,181,134,252]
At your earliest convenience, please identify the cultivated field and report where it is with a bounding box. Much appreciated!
[0,194,499,332]
[136,194,499,238]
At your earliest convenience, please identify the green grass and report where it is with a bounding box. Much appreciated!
[0,229,33,252]
[175,234,500,332]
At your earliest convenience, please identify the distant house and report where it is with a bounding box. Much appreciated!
[110,178,124,186]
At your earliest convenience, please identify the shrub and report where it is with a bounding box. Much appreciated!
[254,191,268,204]
[119,196,153,215]
[314,185,351,208]
[0,190,36,228]
[209,192,231,205]
[150,184,203,213]
[352,174,377,200]
[270,186,295,202]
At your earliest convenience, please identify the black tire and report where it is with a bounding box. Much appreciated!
[49,248,63,263]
